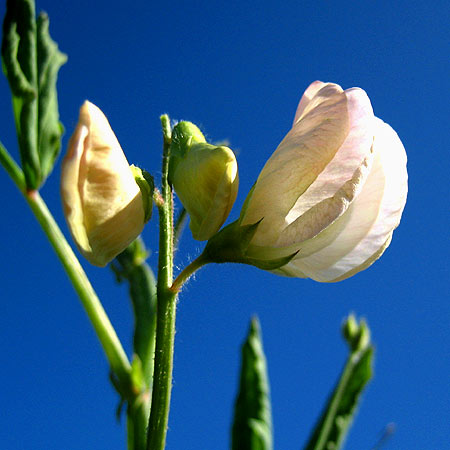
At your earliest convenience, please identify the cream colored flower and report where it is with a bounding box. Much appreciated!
[240,81,408,282]
[61,101,149,266]
[170,122,239,241]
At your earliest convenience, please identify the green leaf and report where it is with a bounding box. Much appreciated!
[232,317,273,450]
[2,0,66,189]
[35,11,66,180]
[304,315,374,450]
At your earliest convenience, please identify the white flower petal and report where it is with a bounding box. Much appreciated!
[292,80,328,123]
[242,83,348,244]
[243,83,375,250]
[281,118,407,281]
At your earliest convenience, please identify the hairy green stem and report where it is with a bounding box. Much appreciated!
[147,115,176,450]
[170,254,209,293]
[0,143,131,386]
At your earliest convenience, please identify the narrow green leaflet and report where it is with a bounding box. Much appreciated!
[232,317,273,450]
[304,315,374,450]
[2,0,66,189]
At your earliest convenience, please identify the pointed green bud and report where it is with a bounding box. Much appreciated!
[342,314,359,342]
[342,315,371,353]
[169,121,239,241]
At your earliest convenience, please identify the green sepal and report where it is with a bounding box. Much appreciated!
[232,317,273,450]
[115,398,126,422]
[203,220,297,270]
[168,121,206,184]
[304,315,374,450]
[2,0,67,189]
[170,121,206,158]
[130,355,145,394]
[131,165,154,222]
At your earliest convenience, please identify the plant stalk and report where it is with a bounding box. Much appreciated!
[0,143,131,387]
[146,115,176,450]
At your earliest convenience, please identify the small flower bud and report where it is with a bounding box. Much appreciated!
[169,122,239,241]
[61,101,152,266]
[342,314,359,343]
[342,315,371,352]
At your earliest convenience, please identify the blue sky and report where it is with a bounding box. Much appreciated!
[0,1,449,449]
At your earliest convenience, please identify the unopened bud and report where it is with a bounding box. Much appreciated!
[169,122,239,241]
[61,101,152,266]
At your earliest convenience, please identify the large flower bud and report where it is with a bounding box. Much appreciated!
[238,81,408,282]
[61,101,152,267]
[169,121,239,241]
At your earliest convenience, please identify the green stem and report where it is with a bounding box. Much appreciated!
[147,115,176,450]
[128,396,151,450]
[0,141,26,190]
[0,143,131,386]
[170,253,209,293]
[27,192,132,384]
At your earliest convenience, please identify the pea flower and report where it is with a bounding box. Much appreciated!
[61,101,152,267]
[169,121,239,241]
[238,81,408,282]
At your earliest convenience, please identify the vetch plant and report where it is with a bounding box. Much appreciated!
[0,1,408,449]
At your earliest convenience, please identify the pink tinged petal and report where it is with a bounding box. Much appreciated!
[328,233,393,283]
[242,83,349,245]
[293,80,329,124]
[278,87,375,244]
[243,83,375,252]
[278,148,374,246]
[282,118,407,282]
